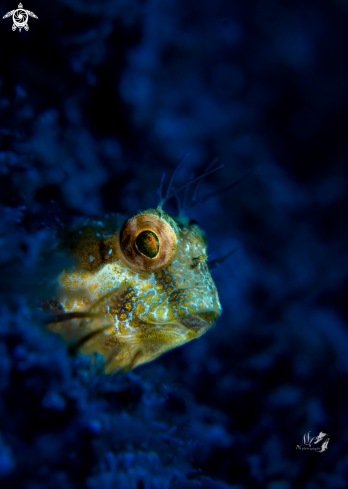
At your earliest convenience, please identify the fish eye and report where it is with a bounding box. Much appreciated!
[118,211,177,272]
[135,230,160,258]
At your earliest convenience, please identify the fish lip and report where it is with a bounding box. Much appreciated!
[180,312,219,331]
[137,311,219,332]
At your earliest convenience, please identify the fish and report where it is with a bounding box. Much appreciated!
[43,160,243,373]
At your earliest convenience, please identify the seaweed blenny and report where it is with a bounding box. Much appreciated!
[44,162,224,373]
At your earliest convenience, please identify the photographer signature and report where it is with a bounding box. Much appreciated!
[296,431,329,452]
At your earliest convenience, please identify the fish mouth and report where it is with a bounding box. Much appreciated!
[180,311,220,333]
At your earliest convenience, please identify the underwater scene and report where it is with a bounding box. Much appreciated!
[0,0,348,487]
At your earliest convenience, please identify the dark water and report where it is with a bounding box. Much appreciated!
[1,0,348,487]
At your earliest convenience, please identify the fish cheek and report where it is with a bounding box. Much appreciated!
[124,324,194,371]
[80,322,186,373]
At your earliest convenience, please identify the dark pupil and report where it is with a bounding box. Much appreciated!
[135,230,160,258]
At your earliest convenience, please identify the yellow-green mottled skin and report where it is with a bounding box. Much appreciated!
[47,209,222,373]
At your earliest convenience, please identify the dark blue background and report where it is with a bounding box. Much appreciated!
[0,0,348,487]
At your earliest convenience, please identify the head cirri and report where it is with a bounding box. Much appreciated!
[44,158,248,373]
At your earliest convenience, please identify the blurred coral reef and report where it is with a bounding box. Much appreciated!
[1,0,348,487]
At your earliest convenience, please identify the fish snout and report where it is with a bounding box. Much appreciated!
[181,310,221,333]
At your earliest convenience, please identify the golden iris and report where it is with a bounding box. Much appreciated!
[135,230,160,258]
[118,210,178,272]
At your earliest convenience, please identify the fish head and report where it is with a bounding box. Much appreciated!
[47,208,222,372]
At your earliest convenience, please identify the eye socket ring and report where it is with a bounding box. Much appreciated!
[118,211,178,272]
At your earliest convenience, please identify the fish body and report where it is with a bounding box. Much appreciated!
[46,208,222,373]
